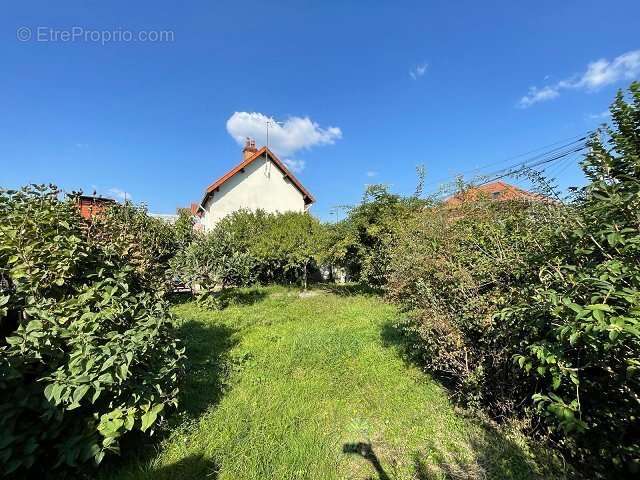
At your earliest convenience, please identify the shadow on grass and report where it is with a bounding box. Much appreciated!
[379,320,569,479]
[97,320,236,479]
[166,291,194,306]
[177,319,238,417]
[412,422,565,479]
[146,454,218,480]
[317,282,383,297]
[343,442,391,480]
[100,454,219,480]
[217,287,269,308]
[341,419,564,479]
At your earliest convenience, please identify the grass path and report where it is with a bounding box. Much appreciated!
[105,286,561,480]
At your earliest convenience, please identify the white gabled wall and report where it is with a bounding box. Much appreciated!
[202,153,307,231]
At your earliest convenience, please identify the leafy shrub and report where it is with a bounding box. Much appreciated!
[387,195,560,412]
[172,209,325,295]
[387,83,640,477]
[0,186,185,476]
[171,221,258,306]
[325,184,425,286]
[250,211,325,288]
[501,83,640,476]
[91,202,182,291]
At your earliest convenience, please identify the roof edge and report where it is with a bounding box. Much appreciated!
[199,147,315,208]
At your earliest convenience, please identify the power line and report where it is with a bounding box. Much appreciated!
[423,133,590,190]
[475,145,587,187]
[431,141,588,201]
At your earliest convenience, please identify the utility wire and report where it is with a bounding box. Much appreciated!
[431,143,587,200]
[423,133,590,190]
[475,145,587,187]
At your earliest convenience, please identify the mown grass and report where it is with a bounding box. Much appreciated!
[102,285,566,480]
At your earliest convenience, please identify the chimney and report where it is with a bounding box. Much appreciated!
[242,137,257,160]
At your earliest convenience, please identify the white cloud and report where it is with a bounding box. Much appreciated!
[283,158,305,173]
[587,110,610,120]
[410,63,428,80]
[518,49,640,108]
[366,170,378,177]
[226,112,341,172]
[226,112,341,157]
[577,51,640,90]
[107,187,131,201]
[75,143,89,149]
[519,86,561,108]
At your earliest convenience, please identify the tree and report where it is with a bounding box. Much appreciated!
[251,212,324,289]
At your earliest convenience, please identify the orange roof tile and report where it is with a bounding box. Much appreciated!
[444,181,544,206]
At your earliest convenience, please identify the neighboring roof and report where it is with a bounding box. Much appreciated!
[199,146,315,208]
[444,181,543,206]
[76,195,116,203]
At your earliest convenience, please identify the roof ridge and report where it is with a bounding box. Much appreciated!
[200,146,314,207]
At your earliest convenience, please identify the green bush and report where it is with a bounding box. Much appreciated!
[91,202,182,291]
[386,83,640,477]
[172,209,325,295]
[171,218,258,304]
[501,82,640,476]
[250,211,325,288]
[0,186,185,476]
[387,195,560,412]
[324,184,425,286]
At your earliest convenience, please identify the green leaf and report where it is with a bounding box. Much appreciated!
[73,385,91,404]
[569,332,580,346]
[140,404,164,432]
[587,304,613,312]
[43,383,55,402]
[592,309,605,322]
[140,410,157,432]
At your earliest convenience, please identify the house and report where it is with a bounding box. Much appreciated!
[194,138,315,231]
[75,194,116,219]
[444,181,542,206]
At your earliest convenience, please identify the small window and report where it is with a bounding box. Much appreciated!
[492,191,501,198]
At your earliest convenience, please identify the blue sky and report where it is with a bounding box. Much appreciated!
[1,1,639,220]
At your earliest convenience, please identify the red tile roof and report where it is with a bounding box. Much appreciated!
[199,146,315,208]
[444,181,543,206]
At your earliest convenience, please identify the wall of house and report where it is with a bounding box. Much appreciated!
[202,154,307,230]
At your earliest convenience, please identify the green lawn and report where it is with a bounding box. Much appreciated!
[102,286,564,480]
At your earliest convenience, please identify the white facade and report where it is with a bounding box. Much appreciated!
[201,152,308,231]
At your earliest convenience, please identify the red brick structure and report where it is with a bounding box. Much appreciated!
[76,195,116,219]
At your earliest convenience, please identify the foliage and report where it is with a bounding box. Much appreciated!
[90,202,183,291]
[500,82,640,476]
[325,185,425,286]
[0,185,185,476]
[387,194,560,412]
[171,210,325,295]
[387,83,640,477]
[171,222,258,307]
[173,209,197,250]
[250,211,325,288]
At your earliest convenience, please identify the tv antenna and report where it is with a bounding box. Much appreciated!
[265,118,283,175]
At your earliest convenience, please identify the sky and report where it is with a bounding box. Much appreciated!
[1,1,639,220]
